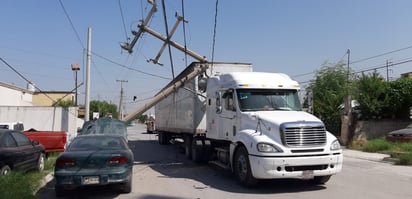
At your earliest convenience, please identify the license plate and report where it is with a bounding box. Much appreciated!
[302,170,314,179]
[83,176,99,184]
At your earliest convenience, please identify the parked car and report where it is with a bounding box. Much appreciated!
[78,117,128,140]
[54,135,134,197]
[386,124,412,142]
[0,129,46,175]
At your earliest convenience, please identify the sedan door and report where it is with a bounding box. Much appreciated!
[10,132,39,171]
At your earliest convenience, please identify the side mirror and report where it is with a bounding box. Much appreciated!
[216,106,222,113]
[32,140,40,146]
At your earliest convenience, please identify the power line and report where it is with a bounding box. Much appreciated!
[211,0,219,64]
[350,45,412,65]
[118,0,130,42]
[92,51,171,80]
[161,0,175,78]
[58,0,84,49]
[181,0,188,67]
[292,45,412,79]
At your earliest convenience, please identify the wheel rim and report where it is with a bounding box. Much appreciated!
[38,155,45,171]
[236,153,248,181]
[2,167,10,175]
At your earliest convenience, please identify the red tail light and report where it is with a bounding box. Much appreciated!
[109,156,128,164]
[56,158,75,167]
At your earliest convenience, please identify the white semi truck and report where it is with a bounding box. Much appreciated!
[152,62,343,186]
[120,1,342,186]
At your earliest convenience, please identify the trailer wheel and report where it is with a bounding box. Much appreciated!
[184,135,193,159]
[202,139,212,162]
[234,146,257,187]
[312,175,331,184]
[191,138,203,163]
[158,132,169,145]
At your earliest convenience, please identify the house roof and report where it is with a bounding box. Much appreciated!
[0,81,33,94]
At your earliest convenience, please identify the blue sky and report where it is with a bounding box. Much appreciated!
[1,0,412,114]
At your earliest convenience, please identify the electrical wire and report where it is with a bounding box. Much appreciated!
[92,51,171,80]
[293,45,412,80]
[350,45,412,65]
[210,0,219,74]
[0,57,61,104]
[161,0,175,78]
[181,0,188,67]
[118,0,130,42]
[58,0,85,49]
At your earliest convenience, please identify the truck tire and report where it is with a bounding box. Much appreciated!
[1,165,11,175]
[312,175,331,184]
[184,135,193,159]
[191,138,203,163]
[202,139,212,163]
[233,146,257,187]
[158,132,169,145]
[37,153,45,172]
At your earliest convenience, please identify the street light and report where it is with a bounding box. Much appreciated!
[71,63,80,106]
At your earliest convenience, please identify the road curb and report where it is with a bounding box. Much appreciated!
[343,149,395,163]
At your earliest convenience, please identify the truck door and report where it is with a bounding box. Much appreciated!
[217,89,238,140]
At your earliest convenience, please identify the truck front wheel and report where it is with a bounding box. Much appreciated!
[233,146,257,187]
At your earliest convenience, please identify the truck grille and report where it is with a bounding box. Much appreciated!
[280,122,327,147]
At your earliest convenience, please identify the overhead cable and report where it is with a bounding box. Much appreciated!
[161,0,175,78]
[58,0,84,49]
[92,52,171,80]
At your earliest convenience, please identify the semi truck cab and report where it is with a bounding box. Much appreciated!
[205,72,343,186]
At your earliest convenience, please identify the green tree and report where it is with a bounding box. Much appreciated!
[89,100,118,119]
[354,71,389,119]
[387,77,412,118]
[53,99,75,107]
[307,61,351,136]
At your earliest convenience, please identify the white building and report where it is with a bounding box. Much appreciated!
[0,82,34,106]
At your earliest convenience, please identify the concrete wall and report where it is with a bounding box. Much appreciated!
[0,106,83,139]
[353,119,411,140]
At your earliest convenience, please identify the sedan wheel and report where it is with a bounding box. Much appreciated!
[1,165,11,175]
[37,153,45,172]
[119,178,132,193]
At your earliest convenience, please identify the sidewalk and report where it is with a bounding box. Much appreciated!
[343,148,395,163]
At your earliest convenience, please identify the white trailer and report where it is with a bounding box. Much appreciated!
[154,62,343,186]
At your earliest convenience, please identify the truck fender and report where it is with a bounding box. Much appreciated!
[229,129,257,171]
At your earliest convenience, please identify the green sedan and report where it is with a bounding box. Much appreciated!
[54,135,134,197]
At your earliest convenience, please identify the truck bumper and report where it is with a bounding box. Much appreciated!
[248,153,343,179]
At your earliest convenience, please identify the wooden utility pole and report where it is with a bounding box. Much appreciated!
[117,80,128,120]
[341,49,352,146]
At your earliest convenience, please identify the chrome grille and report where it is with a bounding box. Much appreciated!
[281,122,327,147]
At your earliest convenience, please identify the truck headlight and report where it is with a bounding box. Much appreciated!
[257,143,283,153]
[330,140,341,150]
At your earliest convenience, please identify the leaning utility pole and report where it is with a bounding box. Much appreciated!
[117,80,128,120]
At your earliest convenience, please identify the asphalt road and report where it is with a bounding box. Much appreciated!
[36,123,412,199]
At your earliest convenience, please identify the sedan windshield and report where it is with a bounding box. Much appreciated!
[68,136,127,151]
[237,89,302,112]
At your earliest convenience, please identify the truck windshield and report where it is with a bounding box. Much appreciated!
[237,89,302,112]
